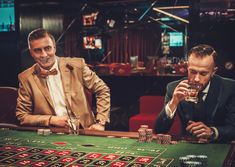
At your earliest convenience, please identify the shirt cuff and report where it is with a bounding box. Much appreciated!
[211,127,219,140]
[165,103,176,119]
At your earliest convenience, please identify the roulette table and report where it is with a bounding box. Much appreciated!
[0,127,234,167]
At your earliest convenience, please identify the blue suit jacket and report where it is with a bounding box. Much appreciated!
[155,75,235,142]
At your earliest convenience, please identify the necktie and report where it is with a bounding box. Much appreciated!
[39,68,58,78]
[193,92,206,122]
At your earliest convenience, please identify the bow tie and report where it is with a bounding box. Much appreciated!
[39,68,58,78]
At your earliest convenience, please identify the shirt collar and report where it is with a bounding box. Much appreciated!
[51,58,59,71]
[202,81,210,94]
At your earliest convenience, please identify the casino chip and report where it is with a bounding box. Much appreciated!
[138,125,154,143]
[146,129,153,143]
[179,154,208,167]
[37,128,51,136]
[138,128,146,142]
[156,134,172,144]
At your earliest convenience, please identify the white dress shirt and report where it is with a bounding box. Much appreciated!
[46,59,68,117]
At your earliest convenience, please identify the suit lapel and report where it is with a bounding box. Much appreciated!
[204,76,221,124]
[58,58,72,110]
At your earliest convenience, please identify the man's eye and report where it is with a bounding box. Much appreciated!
[200,72,208,76]
[190,70,197,74]
[34,48,42,53]
[44,46,52,51]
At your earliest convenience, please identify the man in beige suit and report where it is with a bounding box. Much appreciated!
[16,28,110,131]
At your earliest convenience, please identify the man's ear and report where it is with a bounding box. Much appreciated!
[212,66,218,76]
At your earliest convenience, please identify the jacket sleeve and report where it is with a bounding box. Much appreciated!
[216,84,235,142]
[81,59,111,123]
[16,76,51,127]
[155,82,177,133]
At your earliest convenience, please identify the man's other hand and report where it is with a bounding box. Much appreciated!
[186,120,214,141]
[88,123,105,131]
[49,116,69,127]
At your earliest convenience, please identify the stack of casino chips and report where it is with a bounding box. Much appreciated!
[145,129,153,142]
[37,128,51,136]
[138,125,153,142]
[156,134,172,144]
[179,154,208,167]
[138,128,146,142]
[137,125,148,142]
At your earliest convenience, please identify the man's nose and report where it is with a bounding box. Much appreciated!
[194,73,200,82]
[40,49,48,57]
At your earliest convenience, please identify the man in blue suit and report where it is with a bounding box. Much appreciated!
[155,44,235,143]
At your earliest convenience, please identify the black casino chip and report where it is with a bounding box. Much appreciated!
[0,158,18,164]
[0,151,17,157]
[29,154,46,160]
[128,163,145,167]
[75,158,93,165]
[70,152,86,158]
[92,160,109,166]
[119,156,136,161]
[27,148,44,153]
[44,155,61,162]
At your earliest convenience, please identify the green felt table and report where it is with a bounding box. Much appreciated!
[0,128,233,167]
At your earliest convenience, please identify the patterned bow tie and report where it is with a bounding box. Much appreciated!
[39,68,58,78]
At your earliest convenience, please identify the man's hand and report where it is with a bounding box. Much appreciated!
[88,123,105,131]
[186,120,214,142]
[168,80,189,112]
[49,116,69,127]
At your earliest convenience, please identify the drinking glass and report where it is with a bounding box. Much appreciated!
[68,115,80,135]
[185,82,202,103]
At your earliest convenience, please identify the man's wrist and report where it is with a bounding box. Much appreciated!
[168,99,178,113]
[96,119,106,126]
[48,116,53,125]
[209,127,216,141]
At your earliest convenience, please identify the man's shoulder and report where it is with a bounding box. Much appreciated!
[58,57,86,69]
[214,75,235,87]
[18,65,36,81]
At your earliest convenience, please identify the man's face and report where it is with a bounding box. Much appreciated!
[29,35,56,70]
[187,53,217,90]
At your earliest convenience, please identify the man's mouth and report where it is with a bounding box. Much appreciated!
[40,57,51,64]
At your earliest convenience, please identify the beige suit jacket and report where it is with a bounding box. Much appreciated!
[16,57,110,128]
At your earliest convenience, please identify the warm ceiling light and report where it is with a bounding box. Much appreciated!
[153,7,189,24]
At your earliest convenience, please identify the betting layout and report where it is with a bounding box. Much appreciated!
[0,129,230,167]
[0,144,172,166]
[0,131,173,167]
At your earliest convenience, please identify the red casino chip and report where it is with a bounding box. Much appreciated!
[15,146,30,152]
[53,142,67,145]
[0,145,16,151]
[56,150,72,156]
[86,153,102,159]
[59,157,77,163]
[16,159,33,166]
[31,161,49,167]
[41,149,58,155]
[110,161,128,167]
[136,157,153,164]
[14,153,32,159]
[103,154,119,160]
